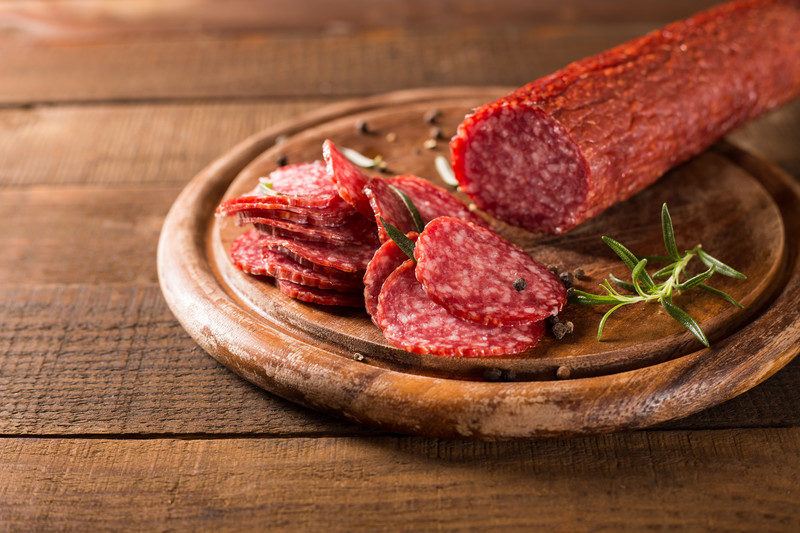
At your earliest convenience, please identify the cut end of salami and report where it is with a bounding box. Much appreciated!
[363,232,418,322]
[451,0,800,234]
[376,261,545,357]
[414,217,566,326]
[323,139,374,218]
[451,101,588,234]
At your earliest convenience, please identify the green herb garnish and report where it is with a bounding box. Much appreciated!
[380,217,416,260]
[389,185,424,232]
[570,203,745,347]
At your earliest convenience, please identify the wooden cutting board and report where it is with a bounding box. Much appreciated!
[158,87,800,438]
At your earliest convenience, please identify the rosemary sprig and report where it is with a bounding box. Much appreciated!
[570,203,745,347]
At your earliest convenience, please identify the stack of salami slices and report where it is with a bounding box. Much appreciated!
[366,217,566,357]
[216,140,484,309]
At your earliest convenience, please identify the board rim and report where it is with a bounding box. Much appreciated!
[157,87,800,438]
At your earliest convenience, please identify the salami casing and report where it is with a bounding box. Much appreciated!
[277,279,363,307]
[450,0,800,233]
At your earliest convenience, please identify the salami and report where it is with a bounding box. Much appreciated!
[244,212,378,246]
[323,139,374,217]
[413,217,565,326]
[217,161,342,213]
[235,205,355,227]
[389,175,484,227]
[277,279,363,307]
[363,232,418,321]
[230,230,362,290]
[254,231,375,273]
[363,178,418,242]
[376,261,545,357]
[451,0,800,234]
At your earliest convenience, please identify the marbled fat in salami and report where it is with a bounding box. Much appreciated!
[230,230,362,290]
[363,232,418,321]
[451,0,800,233]
[245,212,378,246]
[254,231,375,273]
[277,279,363,307]
[217,161,342,213]
[389,175,484,227]
[323,139,374,217]
[413,217,565,326]
[376,261,545,357]
[363,178,418,242]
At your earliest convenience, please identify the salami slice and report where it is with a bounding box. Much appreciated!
[254,231,375,273]
[363,232,418,321]
[277,279,363,307]
[217,161,342,213]
[244,212,378,246]
[450,0,800,234]
[363,178,417,243]
[236,205,355,227]
[376,261,545,357]
[389,175,485,227]
[323,139,374,217]
[230,230,362,290]
[413,217,565,326]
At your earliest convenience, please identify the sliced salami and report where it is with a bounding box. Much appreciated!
[413,217,566,326]
[230,230,362,290]
[277,279,363,308]
[363,178,417,242]
[376,261,545,357]
[389,175,485,226]
[254,231,375,274]
[244,212,378,246]
[236,205,355,227]
[323,139,374,217]
[363,232,418,321]
[217,161,342,213]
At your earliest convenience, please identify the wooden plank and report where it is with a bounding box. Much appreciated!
[1,100,797,190]
[0,101,324,188]
[0,24,658,104]
[0,1,720,39]
[0,283,365,436]
[1,429,798,530]
[1,281,798,436]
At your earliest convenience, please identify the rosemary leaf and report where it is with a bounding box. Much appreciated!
[568,289,621,305]
[631,258,650,297]
[597,303,627,340]
[608,273,636,293]
[661,203,681,260]
[388,185,424,232]
[661,298,710,347]
[601,236,655,289]
[696,248,747,280]
[380,217,416,260]
[677,265,716,291]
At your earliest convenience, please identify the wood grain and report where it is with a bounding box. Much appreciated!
[0,24,658,104]
[2,429,799,530]
[0,101,325,188]
[0,282,797,437]
[0,0,720,41]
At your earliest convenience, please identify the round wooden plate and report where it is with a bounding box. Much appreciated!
[158,88,800,438]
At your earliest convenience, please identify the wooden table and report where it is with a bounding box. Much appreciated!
[2,1,799,530]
